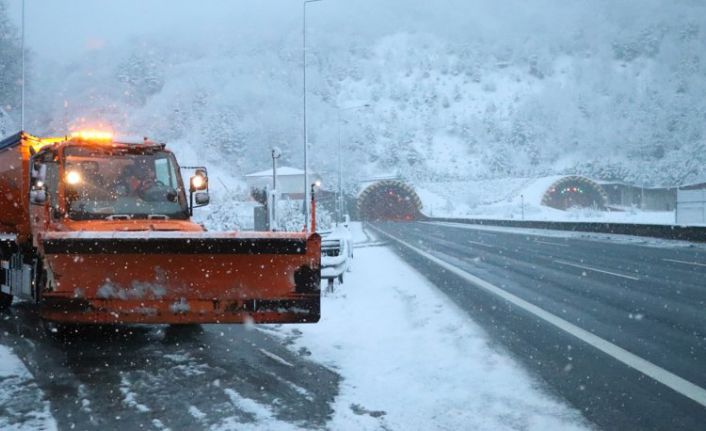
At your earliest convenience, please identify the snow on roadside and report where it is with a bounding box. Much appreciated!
[0,344,57,431]
[417,178,677,226]
[272,223,591,431]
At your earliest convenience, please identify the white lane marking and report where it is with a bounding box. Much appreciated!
[258,348,294,368]
[662,258,706,268]
[553,259,640,281]
[467,240,488,246]
[535,240,569,247]
[355,241,389,248]
[371,225,706,408]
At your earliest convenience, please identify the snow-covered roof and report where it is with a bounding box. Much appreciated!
[594,179,679,190]
[245,166,309,177]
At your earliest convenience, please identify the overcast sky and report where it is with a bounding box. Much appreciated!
[7,0,583,63]
[7,0,316,61]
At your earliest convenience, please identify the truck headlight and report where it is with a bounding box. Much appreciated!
[65,170,82,186]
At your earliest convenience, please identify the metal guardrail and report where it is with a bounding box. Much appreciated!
[425,216,706,243]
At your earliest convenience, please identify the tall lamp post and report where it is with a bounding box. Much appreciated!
[336,103,370,224]
[21,0,26,130]
[303,0,323,232]
[270,147,281,231]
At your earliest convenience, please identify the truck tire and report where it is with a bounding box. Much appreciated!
[0,292,12,310]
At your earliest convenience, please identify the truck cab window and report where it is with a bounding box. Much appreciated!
[154,158,174,188]
[63,147,188,220]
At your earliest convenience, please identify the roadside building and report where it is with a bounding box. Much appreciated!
[244,166,322,199]
[676,181,706,225]
[598,181,677,211]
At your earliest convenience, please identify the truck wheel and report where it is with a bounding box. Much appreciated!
[0,292,12,310]
[338,274,344,284]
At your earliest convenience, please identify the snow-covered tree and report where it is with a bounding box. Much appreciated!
[0,0,23,124]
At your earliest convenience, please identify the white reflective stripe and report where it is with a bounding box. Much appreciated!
[258,348,294,368]
[662,258,706,268]
[21,264,32,296]
[553,259,640,281]
[371,225,706,408]
[534,240,570,247]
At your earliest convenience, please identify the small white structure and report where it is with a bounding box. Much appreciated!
[676,188,706,225]
[320,226,353,292]
[244,166,322,198]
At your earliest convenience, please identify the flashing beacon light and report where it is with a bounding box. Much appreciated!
[70,130,114,141]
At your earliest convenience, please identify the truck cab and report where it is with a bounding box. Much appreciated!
[29,132,209,233]
[1,131,321,325]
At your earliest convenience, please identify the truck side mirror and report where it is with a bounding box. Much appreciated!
[183,166,209,216]
[31,163,47,182]
[30,161,48,206]
[189,169,208,192]
[194,192,210,206]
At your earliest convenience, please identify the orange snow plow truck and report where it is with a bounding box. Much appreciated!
[0,131,321,325]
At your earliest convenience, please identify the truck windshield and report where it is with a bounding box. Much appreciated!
[63,146,188,220]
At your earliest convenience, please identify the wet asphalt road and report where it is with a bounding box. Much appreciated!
[0,303,339,431]
[372,221,706,431]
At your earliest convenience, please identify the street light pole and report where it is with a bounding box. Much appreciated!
[337,109,341,224]
[271,147,281,231]
[303,0,323,232]
[21,0,26,130]
[336,103,370,224]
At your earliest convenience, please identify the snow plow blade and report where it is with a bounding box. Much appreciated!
[37,232,321,324]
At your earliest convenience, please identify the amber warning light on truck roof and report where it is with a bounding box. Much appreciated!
[70,130,114,141]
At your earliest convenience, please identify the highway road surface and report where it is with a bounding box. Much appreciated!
[0,304,339,430]
[371,221,706,431]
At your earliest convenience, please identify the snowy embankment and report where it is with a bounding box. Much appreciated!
[417,180,676,226]
[0,344,57,431]
[267,223,590,431]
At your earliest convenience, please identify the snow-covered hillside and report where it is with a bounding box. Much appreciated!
[6,0,706,192]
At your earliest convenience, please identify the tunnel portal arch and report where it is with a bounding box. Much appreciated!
[541,176,608,210]
[357,180,423,221]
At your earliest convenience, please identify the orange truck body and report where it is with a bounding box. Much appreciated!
[0,132,321,325]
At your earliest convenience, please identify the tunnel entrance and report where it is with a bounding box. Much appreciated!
[541,176,608,210]
[357,180,423,221]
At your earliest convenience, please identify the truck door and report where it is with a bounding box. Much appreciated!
[29,153,59,233]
